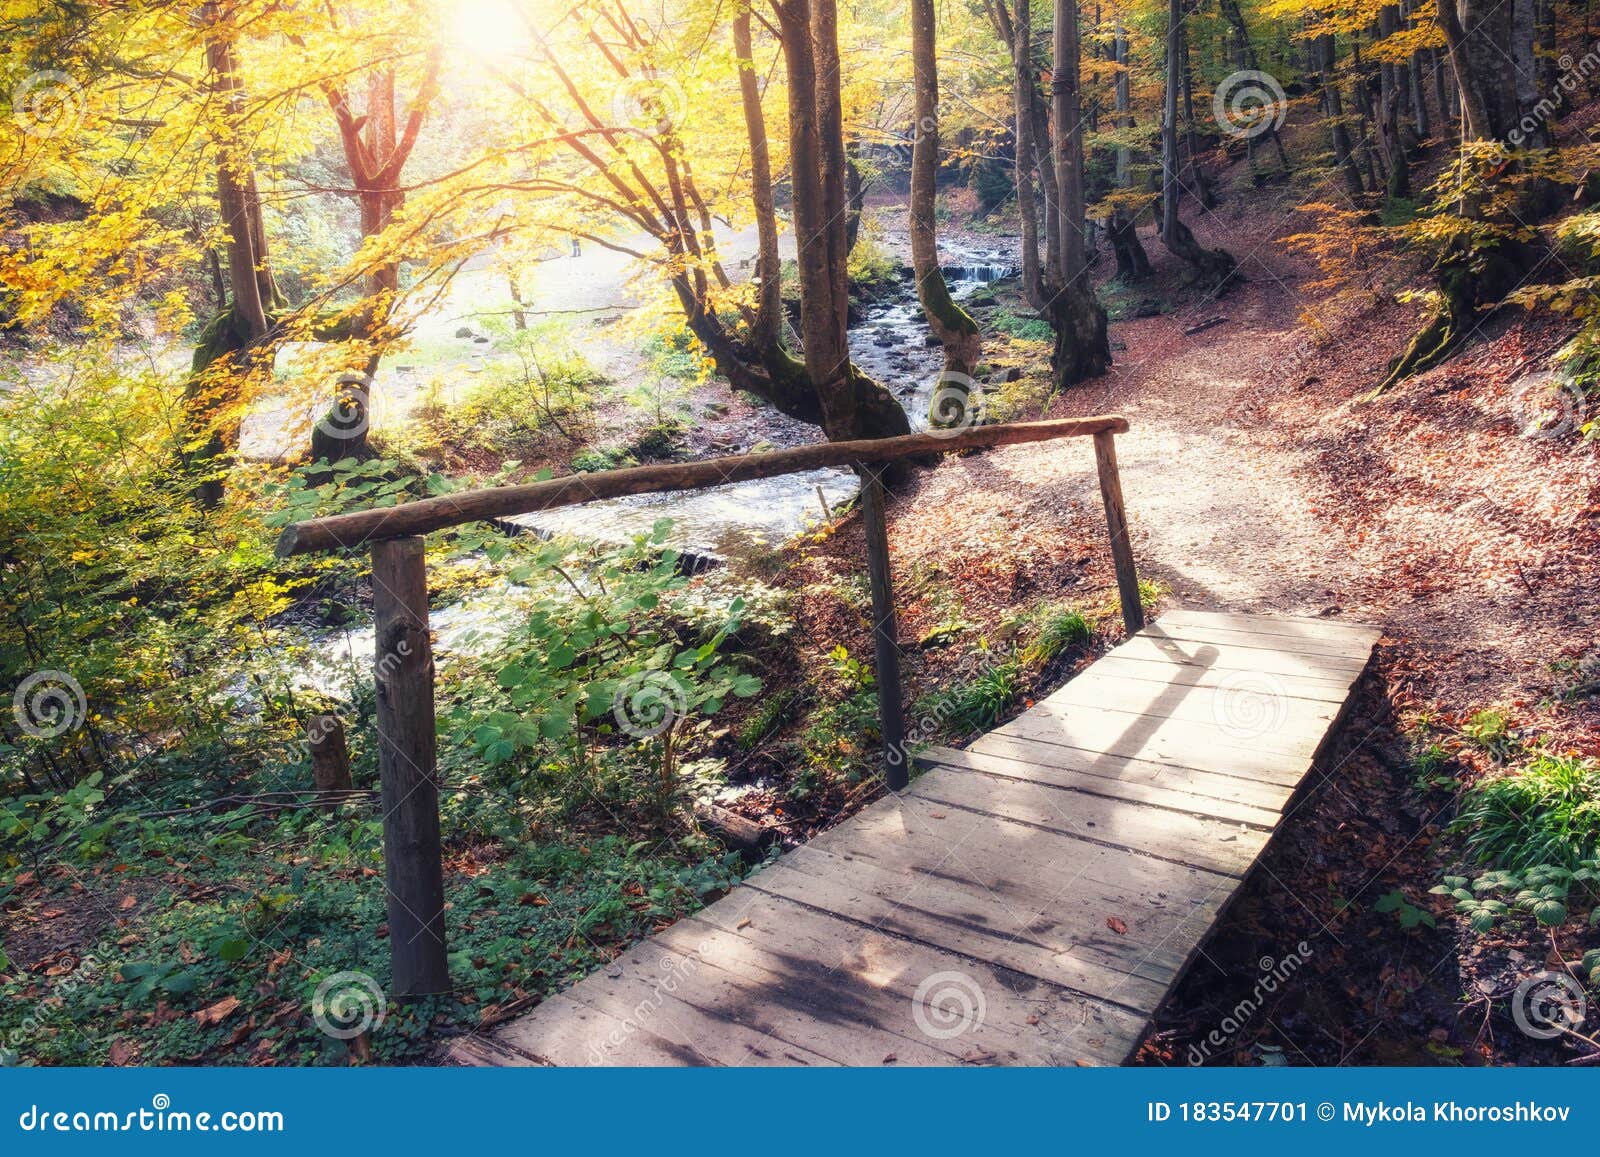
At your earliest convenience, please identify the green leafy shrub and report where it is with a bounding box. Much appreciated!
[572,445,639,473]
[1461,707,1513,758]
[1433,860,1600,932]
[453,521,761,814]
[1373,889,1437,929]
[1453,754,1600,870]
[847,234,901,291]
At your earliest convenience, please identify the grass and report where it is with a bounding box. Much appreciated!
[1453,752,1600,870]
[735,688,801,751]
[1025,607,1090,664]
[0,810,741,1065]
[989,309,1054,342]
[919,659,1024,737]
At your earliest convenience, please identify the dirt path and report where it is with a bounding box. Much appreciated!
[1006,220,1599,729]
[1074,284,1358,616]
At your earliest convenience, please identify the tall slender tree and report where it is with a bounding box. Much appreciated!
[1047,0,1112,383]
[1158,0,1236,287]
[910,0,982,390]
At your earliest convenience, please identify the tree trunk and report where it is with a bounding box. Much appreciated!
[1431,47,1452,132]
[310,44,441,466]
[1107,14,1151,281]
[1107,213,1152,280]
[1031,79,1063,277]
[845,143,866,254]
[776,0,910,440]
[1159,0,1236,288]
[184,2,279,506]
[1376,0,1539,391]
[1217,0,1289,171]
[993,0,1045,309]
[910,0,981,389]
[1319,35,1365,195]
[733,5,782,351]
[1049,0,1112,385]
[1409,46,1431,139]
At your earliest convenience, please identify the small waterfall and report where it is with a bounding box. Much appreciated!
[942,262,1018,287]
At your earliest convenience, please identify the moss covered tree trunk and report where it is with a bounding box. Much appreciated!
[776,0,910,441]
[1049,0,1111,387]
[1376,0,1541,392]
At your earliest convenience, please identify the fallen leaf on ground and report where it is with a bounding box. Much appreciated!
[194,995,241,1026]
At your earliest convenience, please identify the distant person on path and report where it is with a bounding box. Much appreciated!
[571,238,581,258]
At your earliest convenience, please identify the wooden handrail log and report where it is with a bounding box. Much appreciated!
[275,414,1130,556]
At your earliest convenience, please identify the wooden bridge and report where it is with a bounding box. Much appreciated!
[445,608,1377,1066]
[274,414,1378,1065]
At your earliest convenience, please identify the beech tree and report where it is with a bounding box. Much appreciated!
[909,0,982,391]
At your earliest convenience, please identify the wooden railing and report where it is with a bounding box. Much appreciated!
[274,414,1140,997]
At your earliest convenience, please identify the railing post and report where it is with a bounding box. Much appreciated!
[1092,430,1145,635]
[859,468,908,791]
[371,536,450,999]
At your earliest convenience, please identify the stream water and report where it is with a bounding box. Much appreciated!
[293,246,1019,690]
[506,248,1018,563]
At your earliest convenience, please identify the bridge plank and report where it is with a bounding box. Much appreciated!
[1076,654,1356,701]
[1105,634,1371,680]
[916,742,1293,820]
[457,610,1377,1067]
[1035,671,1343,739]
[905,764,1272,872]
